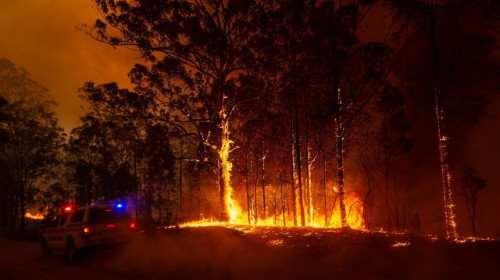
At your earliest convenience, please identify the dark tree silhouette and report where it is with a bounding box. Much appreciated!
[84,0,275,221]
[0,58,65,232]
[460,166,486,237]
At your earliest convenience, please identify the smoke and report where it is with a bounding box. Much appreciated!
[0,0,136,131]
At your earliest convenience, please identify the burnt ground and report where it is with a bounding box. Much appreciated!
[1,226,499,280]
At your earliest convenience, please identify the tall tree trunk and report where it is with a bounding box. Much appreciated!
[471,205,477,237]
[133,149,139,225]
[197,167,201,217]
[305,127,313,226]
[360,156,375,230]
[293,92,305,227]
[250,148,258,224]
[1,191,7,227]
[165,181,170,225]
[218,157,226,221]
[280,170,286,227]
[323,149,328,227]
[19,183,25,232]
[217,75,229,221]
[384,158,393,230]
[88,150,93,206]
[335,88,348,228]
[430,7,457,240]
[179,143,183,222]
[11,194,17,229]
[289,90,297,226]
[158,182,163,225]
[245,134,251,224]
[291,15,305,228]
[261,139,266,219]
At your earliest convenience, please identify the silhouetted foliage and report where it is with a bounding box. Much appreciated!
[460,166,486,237]
[0,58,65,231]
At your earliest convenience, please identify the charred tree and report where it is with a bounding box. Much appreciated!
[290,0,306,227]
[334,88,348,228]
[260,139,266,219]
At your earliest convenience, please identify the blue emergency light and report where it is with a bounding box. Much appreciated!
[114,202,126,210]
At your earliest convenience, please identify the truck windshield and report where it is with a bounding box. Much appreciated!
[88,208,130,225]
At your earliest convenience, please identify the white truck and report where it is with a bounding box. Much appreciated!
[40,203,136,262]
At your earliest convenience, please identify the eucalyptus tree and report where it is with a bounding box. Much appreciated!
[401,0,498,239]
[85,0,277,221]
[0,58,65,231]
[307,0,414,227]
[460,167,486,237]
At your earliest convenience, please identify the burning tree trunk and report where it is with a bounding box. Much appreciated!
[280,147,288,227]
[305,127,314,226]
[245,134,251,224]
[291,0,305,226]
[261,139,266,219]
[218,113,242,223]
[178,142,183,221]
[293,92,305,227]
[289,86,298,226]
[430,8,457,240]
[323,149,328,227]
[334,88,348,228]
[280,170,286,227]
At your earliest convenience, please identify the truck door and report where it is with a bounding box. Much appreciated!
[45,215,61,248]
[52,213,70,249]
[68,209,86,248]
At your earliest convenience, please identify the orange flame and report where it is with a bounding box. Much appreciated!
[25,212,44,220]
[182,189,365,230]
[220,116,244,223]
[196,111,365,230]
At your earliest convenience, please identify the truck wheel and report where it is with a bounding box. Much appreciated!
[41,239,51,258]
[66,239,77,263]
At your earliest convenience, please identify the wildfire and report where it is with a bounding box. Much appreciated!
[219,114,244,223]
[181,190,365,230]
[179,218,223,227]
[454,236,494,243]
[391,241,411,248]
[206,110,365,230]
[25,212,44,220]
[267,239,285,246]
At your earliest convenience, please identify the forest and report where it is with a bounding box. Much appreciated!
[0,0,498,240]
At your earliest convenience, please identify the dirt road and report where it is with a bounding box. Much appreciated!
[0,238,132,280]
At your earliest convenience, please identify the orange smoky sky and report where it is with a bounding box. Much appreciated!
[0,0,137,131]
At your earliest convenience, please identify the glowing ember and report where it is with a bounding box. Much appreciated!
[267,239,285,246]
[25,212,44,220]
[180,218,223,227]
[453,237,494,243]
[391,242,411,248]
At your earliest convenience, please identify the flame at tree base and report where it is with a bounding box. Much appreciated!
[25,212,44,220]
[182,191,365,230]
[219,115,243,223]
[216,111,364,230]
